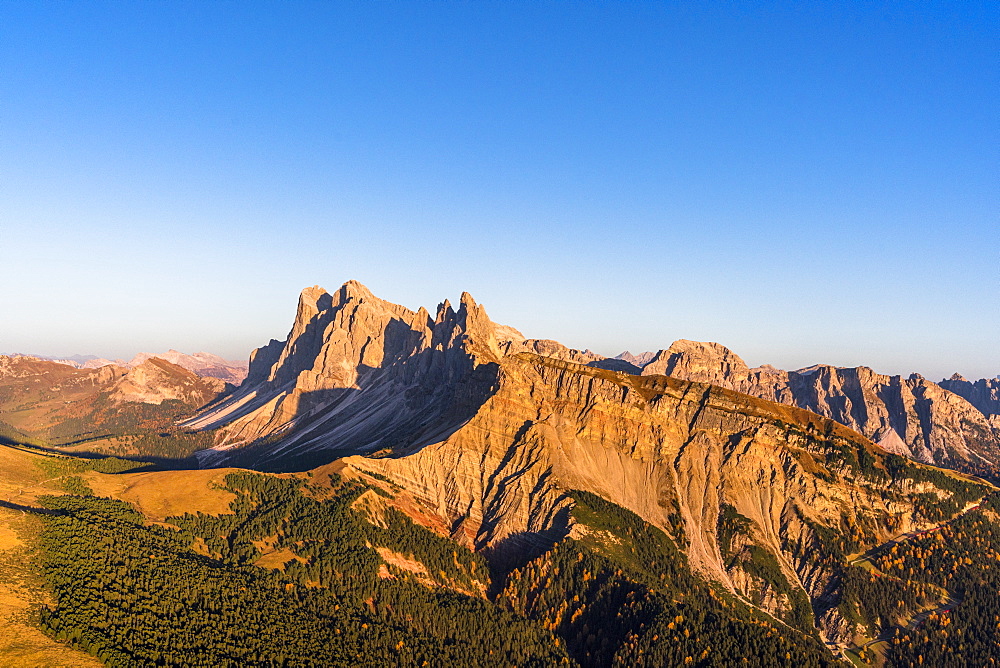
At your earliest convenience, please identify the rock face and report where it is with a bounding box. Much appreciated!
[348,351,975,645]
[350,352,904,558]
[639,340,1000,475]
[186,282,506,469]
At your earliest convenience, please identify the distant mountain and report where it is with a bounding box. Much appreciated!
[0,355,228,459]
[7,350,249,383]
[614,349,657,369]
[128,350,248,384]
[940,373,1000,419]
[4,352,124,368]
[638,339,1000,476]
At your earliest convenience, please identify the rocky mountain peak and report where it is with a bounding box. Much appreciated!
[614,350,657,368]
[940,373,1000,418]
[188,281,508,467]
[633,340,1000,474]
[642,339,751,381]
[435,299,455,324]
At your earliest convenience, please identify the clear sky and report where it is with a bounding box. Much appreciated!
[1,2,997,380]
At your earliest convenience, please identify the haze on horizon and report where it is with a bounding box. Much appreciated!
[1,2,996,381]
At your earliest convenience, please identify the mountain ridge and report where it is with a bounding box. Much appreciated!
[5,350,248,383]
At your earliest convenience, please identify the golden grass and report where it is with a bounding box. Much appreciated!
[0,508,102,668]
[0,445,73,505]
[86,468,240,520]
[255,547,303,571]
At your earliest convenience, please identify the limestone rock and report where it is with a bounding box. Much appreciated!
[184,281,994,647]
[187,282,505,469]
[615,350,657,369]
[347,352,976,643]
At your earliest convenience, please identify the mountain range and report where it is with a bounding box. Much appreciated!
[1,280,998,667]
[6,350,248,384]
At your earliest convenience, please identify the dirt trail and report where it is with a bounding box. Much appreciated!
[841,500,985,664]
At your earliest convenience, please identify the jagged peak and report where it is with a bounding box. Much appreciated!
[435,299,454,324]
[614,350,657,368]
[299,284,329,303]
[949,372,969,382]
[459,291,477,309]
[339,279,376,302]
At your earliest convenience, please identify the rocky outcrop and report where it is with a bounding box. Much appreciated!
[499,338,603,366]
[348,352,981,644]
[640,340,1000,474]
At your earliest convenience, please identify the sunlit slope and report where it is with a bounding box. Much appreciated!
[0,355,225,461]
[0,443,101,667]
[30,465,570,665]
[85,468,238,520]
[352,352,997,647]
[0,442,237,667]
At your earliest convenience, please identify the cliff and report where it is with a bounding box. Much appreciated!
[180,281,997,648]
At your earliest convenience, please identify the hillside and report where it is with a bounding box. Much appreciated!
[0,355,228,462]
[1,432,996,666]
[0,442,105,668]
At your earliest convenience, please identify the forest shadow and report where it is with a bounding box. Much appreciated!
[0,498,66,515]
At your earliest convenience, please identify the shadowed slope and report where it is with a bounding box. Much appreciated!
[186,282,507,469]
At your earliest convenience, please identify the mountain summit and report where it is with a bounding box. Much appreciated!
[186,282,509,468]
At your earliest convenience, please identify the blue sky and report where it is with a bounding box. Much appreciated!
[1,2,996,379]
